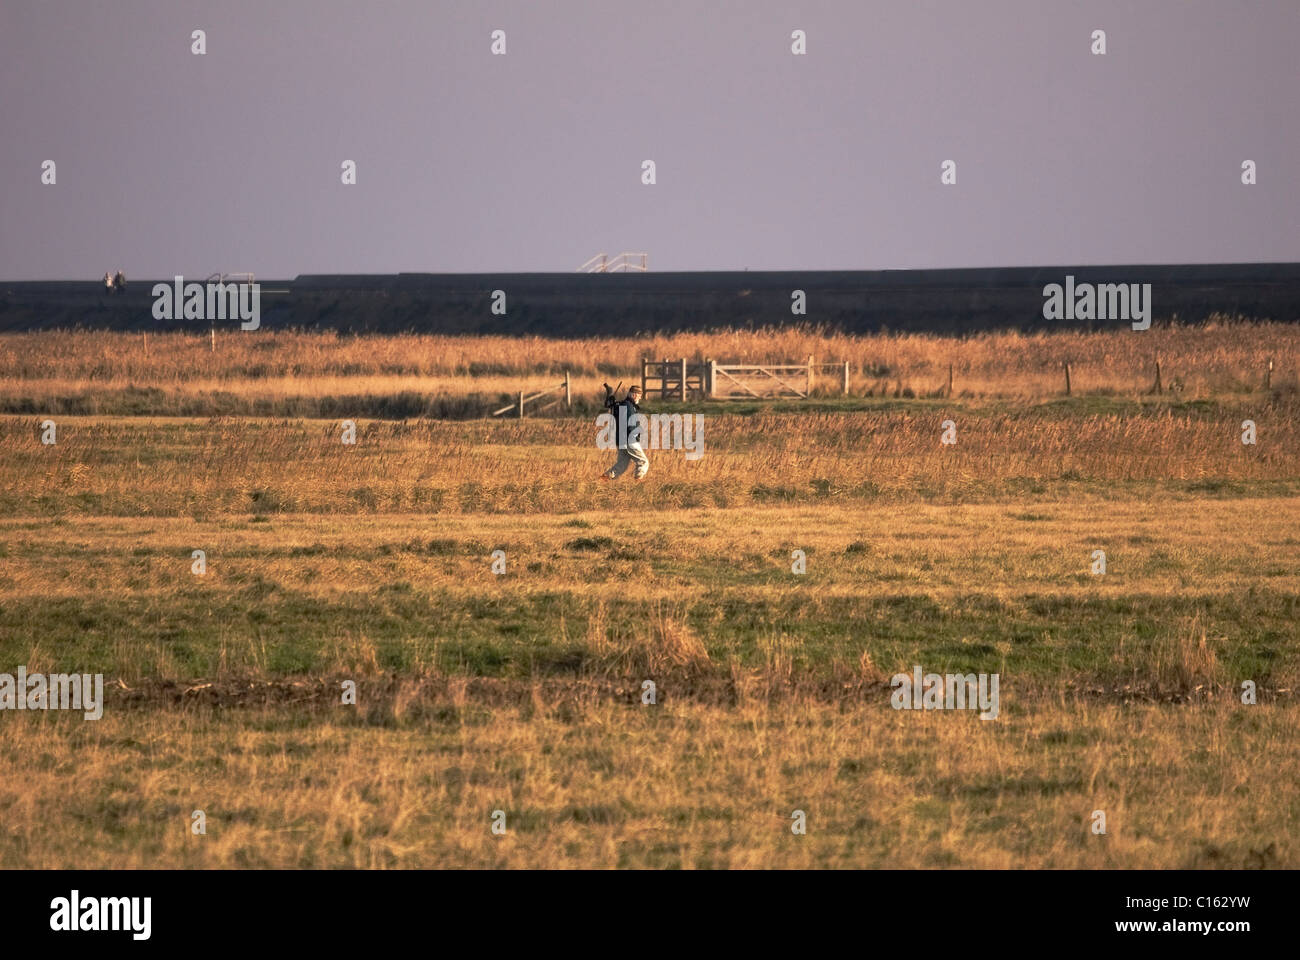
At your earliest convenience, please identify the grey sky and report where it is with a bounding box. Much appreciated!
[2,0,1296,279]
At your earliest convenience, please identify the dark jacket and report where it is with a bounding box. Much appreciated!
[606,396,642,449]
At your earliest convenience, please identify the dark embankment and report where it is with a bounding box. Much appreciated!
[4,263,1300,335]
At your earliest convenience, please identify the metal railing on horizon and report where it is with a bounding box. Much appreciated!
[577,253,648,273]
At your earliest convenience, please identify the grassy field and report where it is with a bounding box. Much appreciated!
[1,321,1295,417]
[2,701,1293,869]
[1,323,1297,868]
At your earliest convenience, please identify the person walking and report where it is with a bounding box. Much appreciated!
[600,383,649,481]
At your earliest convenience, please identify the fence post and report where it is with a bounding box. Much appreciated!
[1153,359,1163,394]
[1266,358,1273,390]
[709,359,716,398]
[843,360,850,396]
[680,357,688,401]
[948,363,954,397]
[640,358,647,399]
[518,390,525,418]
[210,326,215,353]
[1063,361,1071,396]
[564,370,571,408]
[807,355,815,395]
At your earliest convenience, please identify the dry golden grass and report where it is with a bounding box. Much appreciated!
[2,399,1296,519]
[2,325,1297,868]
[5,499,1300,609]
[1,320,1296,405]
[0,698,1293,868]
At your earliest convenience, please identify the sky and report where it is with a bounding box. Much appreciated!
[2,0,1297,279]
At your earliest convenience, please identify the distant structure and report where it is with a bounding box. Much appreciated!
[205,272,256,285]
[578,252,648,273]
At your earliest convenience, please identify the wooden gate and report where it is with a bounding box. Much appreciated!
[640,358,710,400]
[708,362,812,399]
[639,357,850,400]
